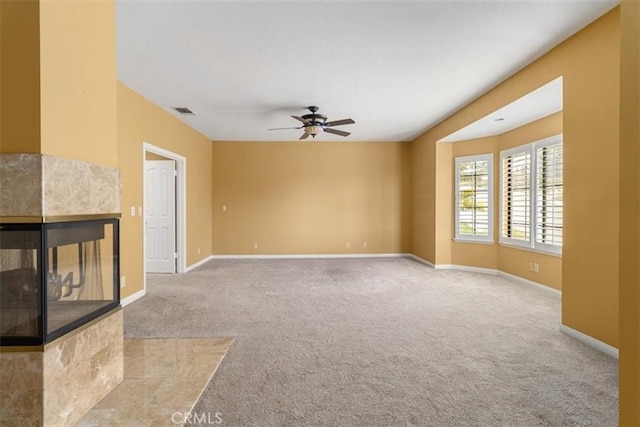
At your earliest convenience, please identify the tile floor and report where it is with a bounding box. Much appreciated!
[76,337,232,426]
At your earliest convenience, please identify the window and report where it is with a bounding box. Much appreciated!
[500,135,563,254]
[455,154,493,242]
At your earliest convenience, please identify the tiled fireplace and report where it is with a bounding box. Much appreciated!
[0,154,124,426]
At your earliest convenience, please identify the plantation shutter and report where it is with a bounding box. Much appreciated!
[536,143,563,246]
[502,151,531,242]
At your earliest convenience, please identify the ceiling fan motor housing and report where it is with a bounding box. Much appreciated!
[302,107,326,137]
[301,114,327,125]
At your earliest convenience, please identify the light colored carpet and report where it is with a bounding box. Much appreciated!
[124,258,618,426]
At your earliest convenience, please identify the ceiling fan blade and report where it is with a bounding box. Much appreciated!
[325,118,355,127]
[267,126,302,131]
[292,115,311,124]
[324,128,351,137]
[299,132,310,140]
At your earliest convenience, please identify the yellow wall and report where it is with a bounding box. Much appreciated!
[38,0,117,166]
[562,11,620,347]
[145,152,172,161]
[449,137,499,270]
[435,141,453,264]
[412,133,437,262]
[618,0,640,423]
[411,9,620,345]
[496,114,563,290]
[0,0,117,165]
[0,0,41,153]
[212,141,412,255]
[117,83,212,299]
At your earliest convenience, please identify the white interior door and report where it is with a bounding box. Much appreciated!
[145,160,176,273]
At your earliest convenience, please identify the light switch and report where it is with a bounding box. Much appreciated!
[130,206,136,216]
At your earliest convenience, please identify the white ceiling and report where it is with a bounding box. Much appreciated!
[116,1,617,142]
[439,76,563,143]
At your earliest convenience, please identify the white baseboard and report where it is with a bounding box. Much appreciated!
[425,263,559,294]
[497,271,561,295]
[559,324,619,359]
[406,254,435,267]
[186,255,215,272]
[435,264,498,275]
[121,289,146,307]
[210,253,409,260]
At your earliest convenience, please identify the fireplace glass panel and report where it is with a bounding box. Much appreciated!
[0,228,41,340]
[0,219,119,346]
[46,221,117,338]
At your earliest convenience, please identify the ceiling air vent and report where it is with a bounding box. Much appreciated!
[173,107,195,115]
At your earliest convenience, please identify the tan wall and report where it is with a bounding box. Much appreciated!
[497,113,563,290]
[498,247,561,290]
[0,0,41,153]
[411,9,620,345]
[411,133,437,262]
[435,141,454,264]
[449,137,499,270]
[212,141,411,255]
[618,0,640,422]
[0,0,117,163]
[562,11,620,347]
[145,152,173,161]
[117,83,212,299]
[37,1,117,166]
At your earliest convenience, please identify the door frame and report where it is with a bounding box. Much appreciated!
[142,143,187,288]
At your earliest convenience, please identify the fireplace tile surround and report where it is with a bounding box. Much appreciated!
[0,309,124,426]
[0,153,123,425]
[0,153,120,218]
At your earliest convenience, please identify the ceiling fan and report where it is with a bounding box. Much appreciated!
[268,106,355,140]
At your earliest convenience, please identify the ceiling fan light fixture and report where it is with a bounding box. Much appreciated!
[306,124,323,137]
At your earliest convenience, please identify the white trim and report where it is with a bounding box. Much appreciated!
[454,153,493,243]
[559,324,619,359]
[121,289,146,307]
[499,135,563,254]
[142,143,187,296]
[186,255,215,272]
[497,271,560,295]
[210,253,409,260]
[453,239,494,245]
[433,265,560,294]
[407,254,435,267]
[435,264,498,275]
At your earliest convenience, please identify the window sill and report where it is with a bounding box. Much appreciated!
[454,238,494,245]
[498,242,562,258]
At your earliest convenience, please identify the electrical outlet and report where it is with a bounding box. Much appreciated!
[138,207,143,216]
[197,247,201,255]
[533,263,539,273]
[346,242,350,248]
[528,262,534,272]
[363,241,368,248]
[120,276,126,288]
[222,205,227,212]
[130,206,136,216]
[253,242,258,249]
